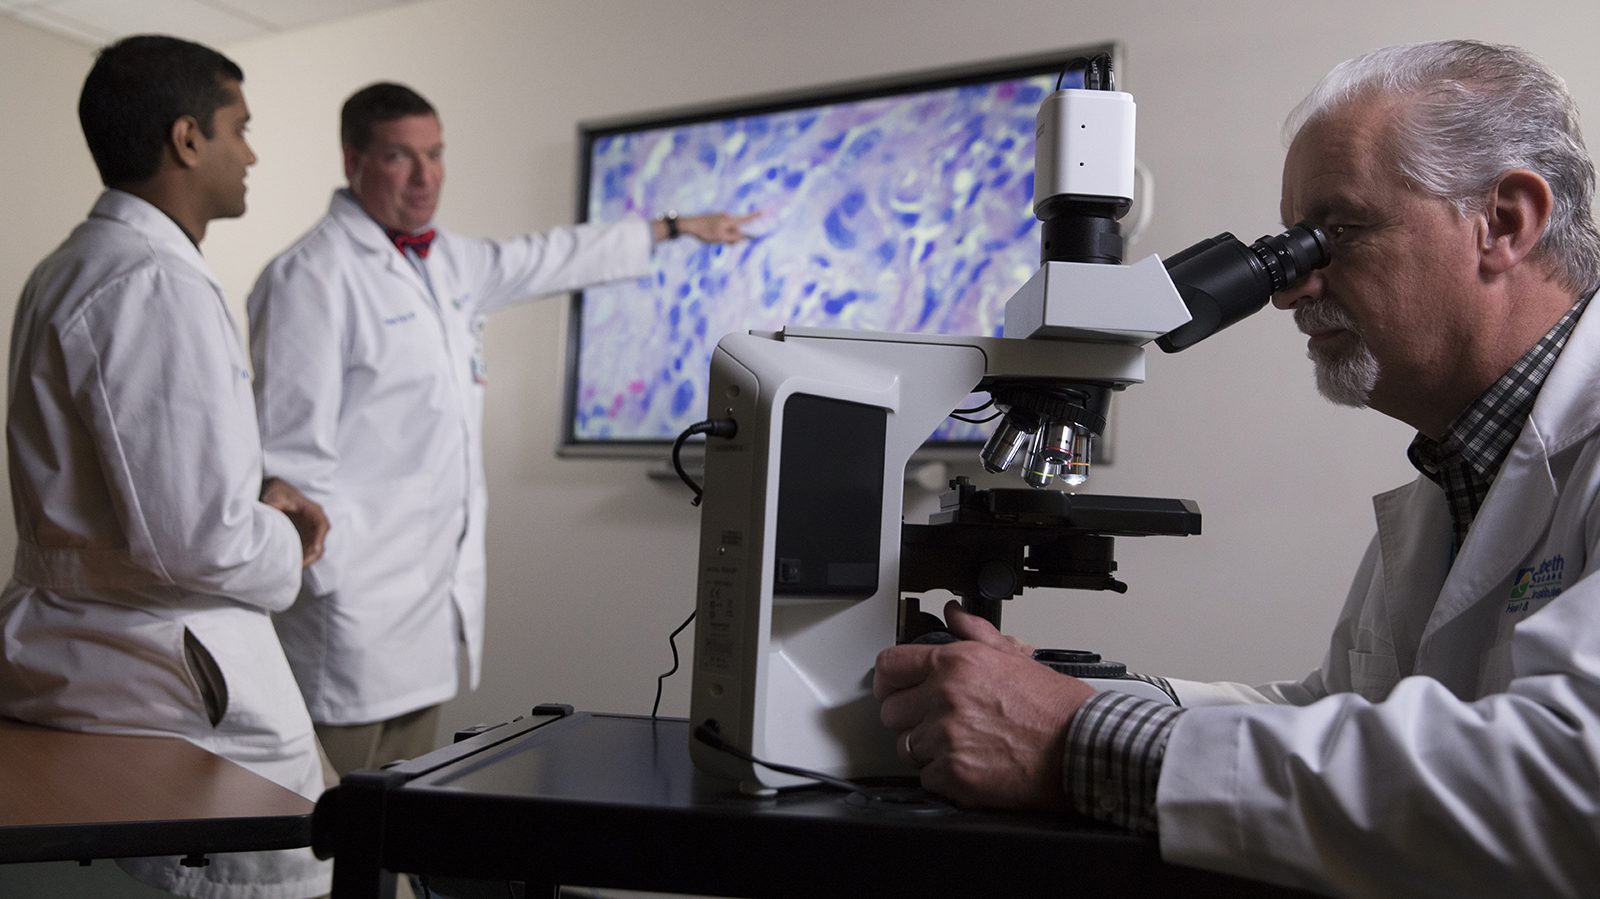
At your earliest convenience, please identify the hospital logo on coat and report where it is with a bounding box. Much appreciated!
[1508,553,1564,612]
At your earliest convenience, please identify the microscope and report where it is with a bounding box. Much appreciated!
[687,56,1330,794]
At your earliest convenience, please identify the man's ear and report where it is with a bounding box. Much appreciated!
[1479,169,1554,277]
[169,115,204,170]
[342,144,362,185]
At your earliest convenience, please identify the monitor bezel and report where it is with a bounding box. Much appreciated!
[557,43,1122,463]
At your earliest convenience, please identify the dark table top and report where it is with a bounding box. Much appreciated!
[317,708,1315,898]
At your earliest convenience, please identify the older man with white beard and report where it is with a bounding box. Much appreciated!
[1290,295,1379,405]
[873,39,1600,899]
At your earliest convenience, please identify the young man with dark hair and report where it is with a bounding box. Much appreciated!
[0,34,331,898]
[76,34,246,188]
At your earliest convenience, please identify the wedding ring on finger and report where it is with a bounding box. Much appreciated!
[902,730,925,767]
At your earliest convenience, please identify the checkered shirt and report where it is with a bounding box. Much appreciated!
[1408,297,1589,551]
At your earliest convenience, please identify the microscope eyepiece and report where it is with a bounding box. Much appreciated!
[1155,221,1331,353]
[1248,222,1332,293]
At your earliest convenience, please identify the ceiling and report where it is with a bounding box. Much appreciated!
[0,0,421,47]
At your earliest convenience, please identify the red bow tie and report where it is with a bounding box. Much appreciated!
[387,228,436,258]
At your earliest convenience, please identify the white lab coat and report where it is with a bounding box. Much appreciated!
[1155,298,1600,897]
[249,189,652,725]
[0,191,329,898]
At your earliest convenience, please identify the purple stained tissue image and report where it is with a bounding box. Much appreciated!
[574,74,1053,442]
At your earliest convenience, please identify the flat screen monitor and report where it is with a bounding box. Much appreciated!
[559,45,1118,461]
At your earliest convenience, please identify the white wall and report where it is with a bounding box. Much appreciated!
[4,0,1599,742]
[0,17,98,559]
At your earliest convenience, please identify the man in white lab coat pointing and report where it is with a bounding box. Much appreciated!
[876,40,1600,898]
[249,82,753,775]
[0,35,332,899]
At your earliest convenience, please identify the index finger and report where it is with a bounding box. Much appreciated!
[871,642,938,699]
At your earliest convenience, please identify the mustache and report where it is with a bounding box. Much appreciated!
[1294,299,1360,336]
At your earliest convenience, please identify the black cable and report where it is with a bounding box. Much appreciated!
[1055,52,1114,92]
[670,426,705,504]
[652,420,735,717]
[692,721,905,800]
[950,409,1004,424]
[671,418,738,506]
[651,609,696,718]
[951,397,994,415]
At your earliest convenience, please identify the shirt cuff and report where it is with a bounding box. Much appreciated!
[1063,690,1185,834]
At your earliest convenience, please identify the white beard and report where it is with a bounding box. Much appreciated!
[1295,300,1378,407]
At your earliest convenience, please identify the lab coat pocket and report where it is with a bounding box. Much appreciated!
[182,627,229,727]
[1347,649,1401,701]
[182,608,312,744]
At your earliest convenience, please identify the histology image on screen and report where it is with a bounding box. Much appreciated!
[573,73,1054,444]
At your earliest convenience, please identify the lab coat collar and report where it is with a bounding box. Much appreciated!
[328,189,386,252]
[1523,292,1600,455]
[1371,478,1452,674]
[89,189,217,287]
[326,188,437,295]
[1406,297,1600,642]
[327,188,440,254]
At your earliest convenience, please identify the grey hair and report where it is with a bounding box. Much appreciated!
[1286,40,1600,295]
